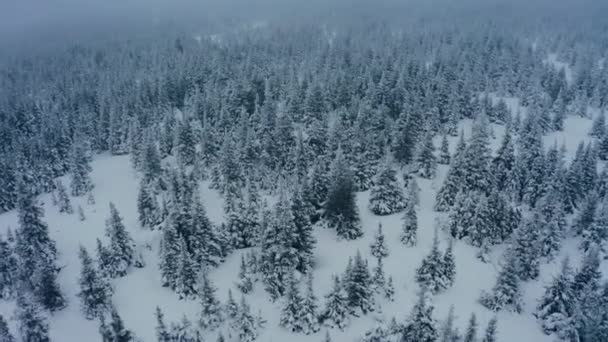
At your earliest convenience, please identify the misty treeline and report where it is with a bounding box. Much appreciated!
[0,9,607,342]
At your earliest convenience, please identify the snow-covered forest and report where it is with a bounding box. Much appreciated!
[0,1,607,341]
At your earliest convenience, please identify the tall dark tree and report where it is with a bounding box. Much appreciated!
[320,275,349,330]
[324,151,362,240]
[16,296,50,342]
[102,203,136,278]
[78,246,113,320]
[70,139,94,196]
[369,158,406,215]
[401,287,438,342]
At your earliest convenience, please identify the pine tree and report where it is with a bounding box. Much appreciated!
[55,180,73,214]
[280,272,304,332]
[462,314,478,342]
[300,273,320,334]
[405,177,421,208]
[104,203,136,278]
[176,119,196,166]
[416,232,449,294]
[78,246,113,320]
[225,289,239,321]
[344,251,374,315]
[370,223,389,261]
[70,140,94,196]
[33,260,66,312]
[401,287,438,342]
[324,151,362,240]
[16,296,50,342]
[481,317,498,342]
[198,272,223,330]
[169,316,203,342]
[439,134,451,165]
[572,247,602,296]
[415,131,438,179]
[385,276,395,302]
[236,255,253,294]
[511,214,542,281]
[434,134,466,212]
[0,314,15,342]
[479,253,523,313]
[400,201,418,246]
[320,275,349,330]
[362,322,389,342]
[491,127,515,192]
[535,257,578,340]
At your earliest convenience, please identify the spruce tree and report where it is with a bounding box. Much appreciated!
[104,203,136,278]
[55,180,73,214]
[155,307,171,342]
[481,317,498,342]
[236,255,253,294]
[439,306,460,342]
[33,262,66,312]
[160,218,181,290]
[344,251,374,315]
[439,134,451,165]
[479,253,523,313]
[280,272,304,332]
[70,140,94,196]
[400,201,418,246]
[415,131,438,179]
[225,289,239,321]
[137,182,160,229]
[235,296,258,342]
[324,151,362,240]
[511,214,542,281]
[371,258,387,295]
[320,275,349,330]
[0,235,17,299]
[581,198,608,255]
[385,276,395,302]
[401,287,438,342]
[100,307,135,342]
[590,112,606,137]
[198,272,223,330]
[0,314,14,342]
[369,158,406,215]
[292,185,316,273]
[462,313,478,342]
[16,296,50,342]
[535,257,577,339]
[370,223,389,261]
[441,240,456,289]
[491,127,515,193]
[78,246,113,320]
[416,232,449,294]
[176,238,198,299]
[300,273,320,334]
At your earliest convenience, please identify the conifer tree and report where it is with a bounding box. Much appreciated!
[236,255,253,294]
[370,223,389,261]
[280,272,304,332]
[434,135,466,212]
[292,185,316,273]
[155,307,171,342]
[137,182,160,229]
[16,296,50,342]
[581,198,608,255]
[439,134,451,165]
[344,251,374,315]
[362,322,389,342]
[479,254,523,313]
[572,191,598,236]
[491,127,515,192]
[78,246,113,320]
[104,203,136,278]
[176,238,198,299]
[371,259,387,294]
[439,306,460,342]
[0,235,17,299]
[400,201,418,246]
[511,214,542,281]
[385,276,395,302]
[324,151,362,239]
[415,131,438,179]
[198,272,223,330]
[442,240,456,289]
[590,112,606,137]
[235,296,259,342]
[320,275,349,330]
[401,287,438,342]
[99,307,135,342]
[176,119,196,166]
[535,257,578,340]
[225,289,239,321]
[481,317,498,342]
[0,314,14,342]
[160,219,181,290]
[300,273,320,334]
[462,314,478,342]
[416,231,449,294]
[369,158,406,215]
[70,140,94,196]
[33,262,66,312]
[55,180,73,214]
[572,247,602,296]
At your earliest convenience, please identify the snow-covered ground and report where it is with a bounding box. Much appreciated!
[0,114,606,342]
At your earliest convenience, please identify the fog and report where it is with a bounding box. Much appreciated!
[0,0,605,54]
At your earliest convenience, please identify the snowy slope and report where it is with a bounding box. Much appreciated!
[0,116,606,342]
